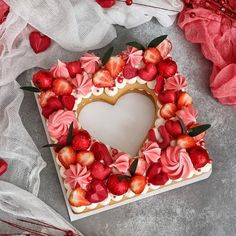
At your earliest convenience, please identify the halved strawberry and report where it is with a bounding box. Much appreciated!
[42,105,54,119]
[130,175,146,194]
[66,61,82,78]
[154,75,165,94]
[165,120,182,137]
[91,161,111,180]
[160,103,177,119]
[61,95,75,110]
[122,63,138,79]
[76,151,95,167]
[92,69,115,88]
[52,78,73,96]
[176,134,196,149]
[177,91,193,109]
[107,174,130,195]
[69,187,90,207]
[47,97,64,111]
[39,90,55,107]
[158,90,177,104]
[143,48,162,64]
[105,56,125,78]
[57,146,77,169]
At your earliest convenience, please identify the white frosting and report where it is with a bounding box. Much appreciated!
[100,194,112,206]
[71,205,86,213]
[82,91,92,99]
[111,194,123,202]
[92,87,104,96]
[195,163,212,175]
[87,203,98,209]
[105,87,118,96]
[137,77,147,84]
[149,184,161,190]
[125,189,136,198]
[126,77,137,84]
[141,185,149,194]
[116,79,127,89]
[147,80,156,89]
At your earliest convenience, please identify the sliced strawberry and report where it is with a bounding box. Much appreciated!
[39,90,55,107]
[143,48,162,64]
[91,161,111,180]
[154,75,165,94]
[92,69,115,88]
[47,97,64,111]
[57,146,77,169]
[66,61,82,78]
[130,175,146,194]
[177,91,193,109]
[122,63,138,79]
[61,95,75,110]
[69,187,90,207]
[176,134,196,149]
[76,151,95,167]
[52,78,73,96]
[129,157,147,176]
[42,105,55,119]
[158,90,177,104]
[32,70,53,90]
[157,58,177,78]
[72,130,91,151]
[160,103,177,119]
[107,174,130,195]
[138,63,157,81]
[105,56,125,78]
[0,159,8,176]
[165,120,182,137]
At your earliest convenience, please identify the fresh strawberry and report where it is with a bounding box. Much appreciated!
[146,162,169,185]
[190,123,206,142]
[93,69,115,88]
[90,161,111,180]
[177,91,193,109]
[158,90,177,104]
[47,97,64,110]
[143,48,162,64]
[96,0,116,8]
[157,58,177,78]
[66,61,82,78]
[105,56,125,78]
[154,75,165,94]
[129,157,147,175]
[130,175,146,194]
[57,146,77,169]
[72,130,91,151]
[32,70,53,90]
[85,180,108,203]
[188,146,211,169]
[90,142,113,165]
[54,135,68,153]
[138,63,157,81]
[176,134,196,149]
[107,174,130,195]
[0,159,8,176]
[69,187,90,207]
[52,78,73,96]
[122,63,138,79]
[165,120,182,137]
[42,105,55,119]
[76,151,95,167]
[39,90,55,107]
[61,95,75,110]
[160,103,177,120]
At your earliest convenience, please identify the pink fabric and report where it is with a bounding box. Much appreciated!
[178,4,236,107]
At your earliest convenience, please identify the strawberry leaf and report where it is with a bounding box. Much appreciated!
[102,47,114,66]
[177,116,187,134]
[130,158,139,176]
[126,41,145,51]
[42,143,63,148]
[148,35,167,48]
[67,122,74,145]
[20,86,40,93]
[118,175,131,182]
[188,124,211,137]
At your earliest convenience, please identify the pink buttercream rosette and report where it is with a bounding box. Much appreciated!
[50,60,70,78]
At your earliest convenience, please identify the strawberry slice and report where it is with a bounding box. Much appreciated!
[39,90,55,107]
[158,90,177,104]
[76,151,95,167]
[122,63,138,79]
[92,69,115,88]
[160,103,177,119]
[176,134,196,149]
[52,78,73,96]
[61,95,75,110]
[143,48,162,64]
[91,161,111,180]
[42,105,54,118]
[69,187,90,207]
[165,120,182,137]
[57,146,77,169]
[105,56,125,78]
[130,175,146,194]
[154,75,165,94]
[177,91,193,109]
[66,61,82,78]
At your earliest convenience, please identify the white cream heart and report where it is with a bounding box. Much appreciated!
[79,93,155,156]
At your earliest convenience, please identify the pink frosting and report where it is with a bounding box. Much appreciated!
[161,146,194,179]
[156,39,172,59]
[140,141,161,164]
[47,110,78,139]
[64,163,91,190]
[110,153,130,173]
[122,46,143,68]
[50,60,69,78]
[80,53,100,74]
[70,72,93,96]
[176,106,198,127]
[164,75,187,92]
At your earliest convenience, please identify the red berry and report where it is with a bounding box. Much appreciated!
[69,187,90,207]
[176,134,196,149]
[122,63,138,79]
[76,151,95,166]
[177,91,193,109]
[52,78,73,96]
[107,174,130,195]
[42,105,55,119]
[143,48,162,64]
[91,161,111,180]
[72,130,91,151]
[58,146,77,169]
[96,0,116,8]
[92,69,115,88]
[66,61,82,78]
[32,70,53,90]
[138,63,157,81]
[126,0,133,5]
[54,135,68,153]
[154,75,165,94]
[165,120,182,137]
[29,31,51,54]
[61,95,75,110]
[158,90,177,104]
[39,90,55,107]
[0,159,8,176]
[47,97,64,111]
[105,56,125,78]
[130,175,146,194]
[160,103,177,120]
[157,58,177,78]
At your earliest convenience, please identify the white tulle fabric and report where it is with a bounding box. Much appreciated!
[0,0,183,232]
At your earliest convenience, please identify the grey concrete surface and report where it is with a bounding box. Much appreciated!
[17,19,236,236]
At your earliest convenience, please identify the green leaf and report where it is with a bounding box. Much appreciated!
[67,122,74,145]
[188,124,211,137]
[177,116,187,134]
[20,86,40,93]
[102,47,114,66]
[118,175,131,182]
[42,143,63,148]
[148,35,168,48]
[126,41,145,51]
[130,158,139,176]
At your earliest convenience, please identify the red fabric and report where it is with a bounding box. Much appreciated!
[178,2,236,107]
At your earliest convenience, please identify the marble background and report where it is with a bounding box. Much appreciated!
[17,19,236,235]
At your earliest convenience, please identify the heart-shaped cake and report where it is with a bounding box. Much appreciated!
[31,36,213,220]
